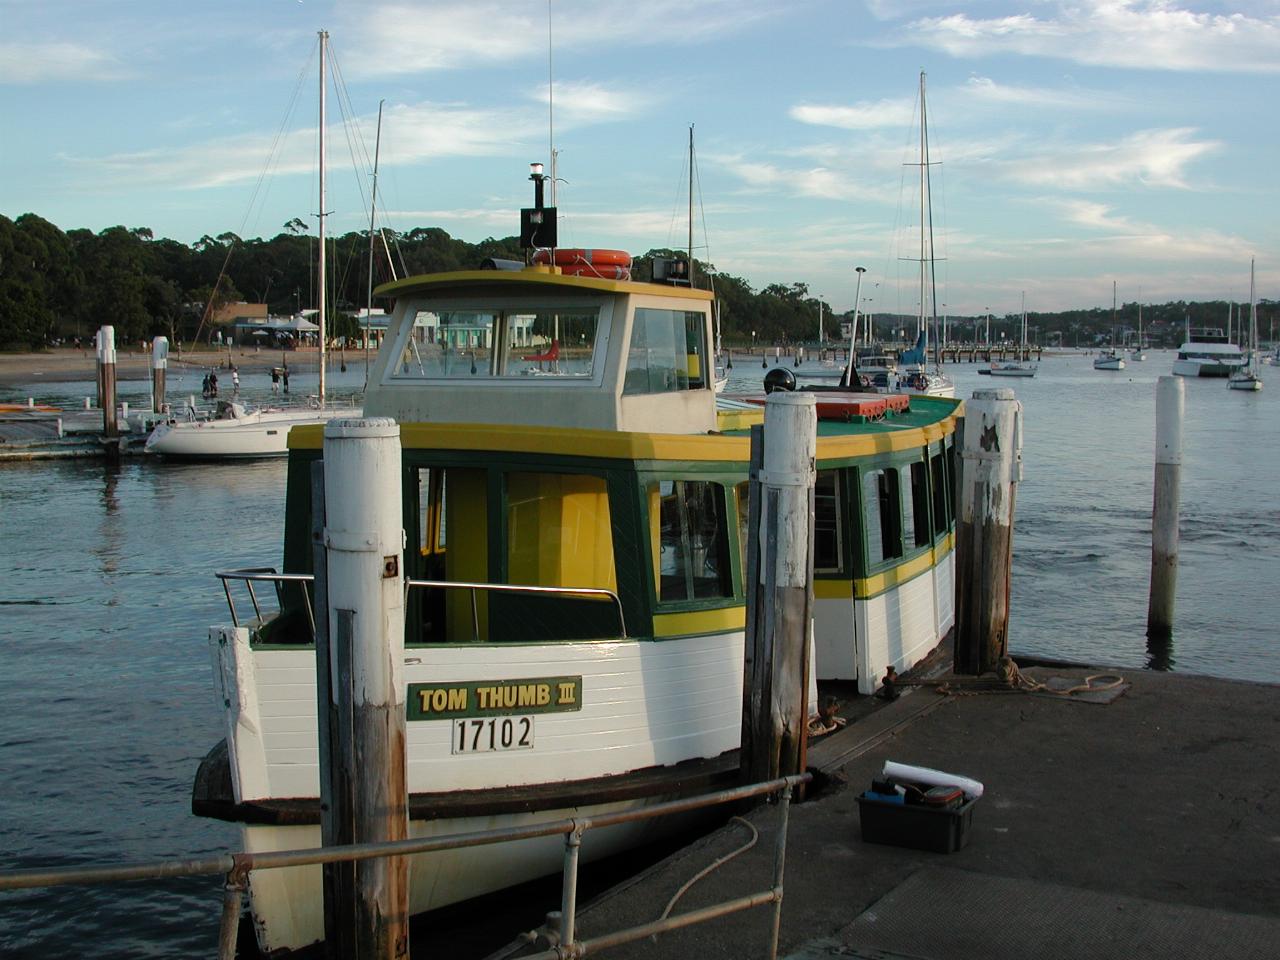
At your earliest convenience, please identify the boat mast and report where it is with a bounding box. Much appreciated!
[317,29,328,404]
[1111,280,1117,351]
[1250,258,1257,374]
[918,71,927,354]
[688,124,696,287]
[365,99,384,388]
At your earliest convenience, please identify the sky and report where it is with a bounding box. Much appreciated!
[2,0,1278,316]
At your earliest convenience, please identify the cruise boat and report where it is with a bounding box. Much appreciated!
[191,173,963,954]
[1172,327,1246,377]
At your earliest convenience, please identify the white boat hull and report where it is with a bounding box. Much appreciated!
[982,365,1036,378]
[1093,357,1125,370]
[145,406,358,458]
[1227,374,1263,392]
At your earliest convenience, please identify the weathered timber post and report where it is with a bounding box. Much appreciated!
[1147,376,1184,641]
[97,326,117,438]
[953,387,1023,675]
[315,418,409,959]
[741,393,817,785]
[151,337,169,413]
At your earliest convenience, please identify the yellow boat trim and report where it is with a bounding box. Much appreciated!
[291,417,957,459]
[715,407,765,432]
[653,607,745,638]
[814,533,956,601]
[375,268,716,302]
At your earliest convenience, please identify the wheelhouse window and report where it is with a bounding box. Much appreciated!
[502,308,599,378]
[390,303,601,379]
[650,480,730,602]
[624,308,708,394]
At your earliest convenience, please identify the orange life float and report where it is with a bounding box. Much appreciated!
[533,248,632,267]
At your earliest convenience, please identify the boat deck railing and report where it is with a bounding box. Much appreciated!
[0,771,810,960]
[217,569,629,641]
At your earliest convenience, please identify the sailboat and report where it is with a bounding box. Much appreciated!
[1228,260,1264,392]
[145,31,359,459]
[1093,281,1126,371]
[894,72,954,398]
[1131,300,1147,361]
[983,292,1037,377]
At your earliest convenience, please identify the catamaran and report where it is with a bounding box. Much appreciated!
[192,160,964,953]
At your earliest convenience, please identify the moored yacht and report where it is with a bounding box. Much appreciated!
[191,167,964,953]
[1173,327,1246,377]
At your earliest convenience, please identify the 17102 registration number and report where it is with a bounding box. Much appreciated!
[452,716,534,754]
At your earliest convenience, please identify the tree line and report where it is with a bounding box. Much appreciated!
[0,212,1272,350]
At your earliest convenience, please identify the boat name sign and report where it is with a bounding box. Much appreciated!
[408,676,583,721]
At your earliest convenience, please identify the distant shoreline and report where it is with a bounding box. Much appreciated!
[0,346,322,389]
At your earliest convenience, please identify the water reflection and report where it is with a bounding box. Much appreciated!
[96,461,123,575]
[1146,629,1175,672]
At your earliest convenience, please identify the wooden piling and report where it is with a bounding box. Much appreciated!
[1147,376,1184,640]
[741,394,817,785]
[97,326,117,438]
[151,337,169,413]
[314,418,409,959]
[953,388,1023,675]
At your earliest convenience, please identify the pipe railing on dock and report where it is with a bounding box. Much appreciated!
[216,569,628,640]
[0,771,810,960]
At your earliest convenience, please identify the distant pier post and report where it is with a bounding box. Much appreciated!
[954,388,1023,675]
[315,418,409,959]
[150,337,169,413]
[97,326,117,438]
[741,393,817,785]
[1147,376,1184,641]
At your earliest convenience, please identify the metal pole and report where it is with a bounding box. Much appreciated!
[559,822,585,948]
[1147,376,1184,640]
[317,29,328,404]
[320,416,408,958]
[953,388,1023,674]
[766,784,795,960]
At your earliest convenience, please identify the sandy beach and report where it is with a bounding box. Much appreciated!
[0,346,318,389]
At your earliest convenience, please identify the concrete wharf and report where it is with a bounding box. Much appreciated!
[560,660,1280,960]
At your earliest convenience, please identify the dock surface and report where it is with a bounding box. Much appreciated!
[569,664,1280,959]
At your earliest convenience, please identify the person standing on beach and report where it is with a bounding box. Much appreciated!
[282,368,289,394]
[231,366,240,394]
[271,368,280,394]
[209,372,218,397]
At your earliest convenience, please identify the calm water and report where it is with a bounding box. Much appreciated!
[1,351,1277,956]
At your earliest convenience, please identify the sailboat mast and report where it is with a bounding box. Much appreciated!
[365,99,384,387]
[317,29,328,404]
[1250,258,1257,373]
[918,72,927,349]
[688,124,695,287]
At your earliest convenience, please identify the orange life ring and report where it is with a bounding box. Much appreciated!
[556,262,631,280]
[532,248,632,268]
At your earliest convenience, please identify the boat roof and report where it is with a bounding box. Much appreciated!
[375,266,715,302]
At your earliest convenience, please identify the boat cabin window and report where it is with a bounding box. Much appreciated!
[409,466,621,645]
[624,308,708,394]
[390,304,601,379]
[815,470,843,572]
[862,468,903,565]
[906,461,931,549]
[651,480,731,602]
[930,451,949,538]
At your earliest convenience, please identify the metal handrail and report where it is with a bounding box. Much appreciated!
[215,569,628,641]
[0,772,811,960]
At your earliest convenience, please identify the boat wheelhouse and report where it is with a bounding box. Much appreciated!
[194,258,961,953]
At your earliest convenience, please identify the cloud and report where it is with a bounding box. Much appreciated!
[1001,127,1220,189]
[341,0,774,78]
[905,1,1280,73]
[66,100,540,190]
[790,97,916,130]
[529,79,647,126]
[0,41,127,84]
[962,75,1124,110]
